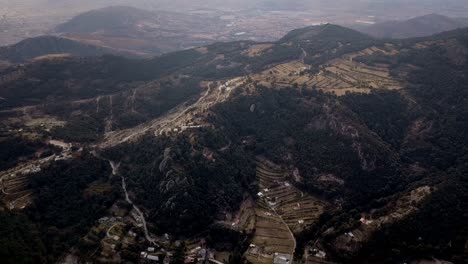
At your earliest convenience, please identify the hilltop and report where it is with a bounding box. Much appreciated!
[55,6,227,55]
[0,36,122,63]
[55,6,155,34]
[280,24,372,43]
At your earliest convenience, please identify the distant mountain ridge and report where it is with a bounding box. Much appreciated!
[55,5,226,55]
[358,13,468,39]
[0,36,117,63]
[55,6,155,34]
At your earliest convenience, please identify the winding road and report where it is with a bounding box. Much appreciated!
[270,205,296,262]
[109,160,158,246]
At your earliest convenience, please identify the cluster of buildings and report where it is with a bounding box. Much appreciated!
[274,253,292,264]
[158,121,207,136]
[359,217,373,225]
[139,246,221,264]
[309,248,327,259]
[140,247,161,262]
[21,164,41,175]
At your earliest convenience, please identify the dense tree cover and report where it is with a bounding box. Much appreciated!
[0,36,115,63]
[401,45,468,170]
[206,225,252,252]
[0,49,207,110]
[0,136,43,170]
[25,153,118,261]
[212,87,401,204]
[209,68,466,262]
[170,242,186,264]
[351,29,468,169]
[354,173,468,264]
[316,30,468,263]
[48,76,202,142]
[341,90,413,149]
[51,115,103,142]
[281,24,378,66]
[280,24,372,43]
[103,133,256,235]
[0,209,47,264]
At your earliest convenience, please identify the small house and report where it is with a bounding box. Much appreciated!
[274,253,291,264]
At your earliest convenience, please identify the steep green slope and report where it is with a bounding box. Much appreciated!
[318,27,468,264]
[0,209,46,264]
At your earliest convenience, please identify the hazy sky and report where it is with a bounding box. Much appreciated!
[1,1,468,16]
[1,1,468,46]
[1,0,467,11]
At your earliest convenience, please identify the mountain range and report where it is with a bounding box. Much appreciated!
[0,23,467,264]
[55,6,230,56]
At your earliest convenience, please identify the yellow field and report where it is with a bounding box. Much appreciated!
[250,44,402,96]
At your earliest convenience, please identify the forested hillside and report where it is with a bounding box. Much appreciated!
[0,24,467,264]
[0,36,118,63]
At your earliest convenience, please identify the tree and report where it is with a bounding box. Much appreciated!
[171,242,186,264]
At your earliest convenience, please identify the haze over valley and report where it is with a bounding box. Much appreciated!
[2,0,468,48]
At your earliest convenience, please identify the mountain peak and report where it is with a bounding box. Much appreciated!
[56,5,155,34]
[280,23,372,43]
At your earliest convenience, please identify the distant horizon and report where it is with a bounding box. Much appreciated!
[1,0,468,47]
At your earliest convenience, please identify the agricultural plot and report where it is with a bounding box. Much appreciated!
[242,44,274,57]
[252,61,311,89]
[0,173,32,209]
[256,157,326,234]
[313,58,402,90]
[308,45,402,95]
[245,202,295,264]
[250,45,402,96]
[0,151,68,210]
[245,158,294,264]
[0,159,48,209]
[246,157,327,264]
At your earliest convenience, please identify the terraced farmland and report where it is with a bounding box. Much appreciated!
[246,158,327,264]
[253,61,311,89]
[256,157,326,234]
[251,45,402,96]
[0,165,34,209]
[245,199,295,264]
[0,154,58,209]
